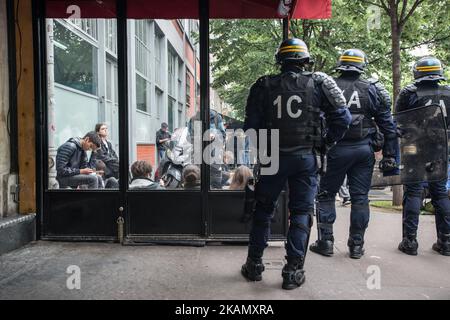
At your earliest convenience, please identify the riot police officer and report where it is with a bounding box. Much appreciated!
[309,49,398,259]
[396,56,450,256]
[240,38,351,290]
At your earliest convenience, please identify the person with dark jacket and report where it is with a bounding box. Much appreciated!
[129,160,165,190]
[309,49,398,260]
[95,123,119,180]
[396,56,450,256]
[156,123,171,162]
[240,38,351,290]
[56,131,103,189]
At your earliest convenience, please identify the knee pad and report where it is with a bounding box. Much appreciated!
[318,190,334,202]
[404,188,423,198]
[289,209,314,234]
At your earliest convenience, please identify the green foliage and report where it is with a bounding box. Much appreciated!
[370,200,402,211]
[209,0,450,118]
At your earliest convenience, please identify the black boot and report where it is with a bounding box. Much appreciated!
[432,233,450,256]
[310,223,334,256]
[348,238,365,259]
[281,256,305,290]
[309,237,334,257]
[398,234,418,256]
[241,257,265,281]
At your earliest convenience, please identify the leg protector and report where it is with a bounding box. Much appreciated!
[285,209,313,258]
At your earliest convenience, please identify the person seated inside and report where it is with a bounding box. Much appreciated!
[95,123,119,180]
[96,159,119,189]
[56,131,103,189]
[210,150,235,189]
[182,164,201,190]
[95,160,106,188]
[229,165,253,190]
[129,160,165,190]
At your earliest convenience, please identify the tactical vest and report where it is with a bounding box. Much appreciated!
[335,77,375,141]
[264,71,321,149]
[415,85,450,124]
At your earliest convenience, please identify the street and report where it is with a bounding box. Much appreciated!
[0,205,449,300]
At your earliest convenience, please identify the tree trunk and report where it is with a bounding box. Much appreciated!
[390,5,403,206]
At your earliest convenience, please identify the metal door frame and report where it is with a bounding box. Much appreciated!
[35,0,289,243]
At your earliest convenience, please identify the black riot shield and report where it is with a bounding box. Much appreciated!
[371,104,448,187]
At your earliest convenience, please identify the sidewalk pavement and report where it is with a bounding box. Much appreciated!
[0,206,449,300]
[368,187,393,201]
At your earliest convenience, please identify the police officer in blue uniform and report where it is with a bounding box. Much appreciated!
[396,56,450,256]
[309,49,398,259]
[240,38,351,290]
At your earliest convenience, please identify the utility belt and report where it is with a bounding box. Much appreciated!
[341,115,375,142]
[279,146,314,155]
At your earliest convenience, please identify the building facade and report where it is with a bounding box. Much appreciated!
[48,18,223,171]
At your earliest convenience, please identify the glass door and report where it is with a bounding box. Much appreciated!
[42,1,123,240]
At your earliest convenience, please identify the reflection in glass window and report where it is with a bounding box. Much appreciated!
[136,74,148,112]
[168,97,175,131]
[135,20,150,77]
[48,18,119,190]
[168,48,176,97]
[106,61,112,100]
[128,19,201,191]
[154,30,163,86]
[105,19,117,54]
[67,18,98,40]
[155,87,163,119]
[54,20,98,95]
[186,72,191,107]
[178,102,183,128]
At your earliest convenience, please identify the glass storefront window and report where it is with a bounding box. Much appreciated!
[48,18,119,190]
[53,20,98,95]
[128,19,201,191]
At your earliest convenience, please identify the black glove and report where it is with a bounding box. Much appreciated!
[379,156,397,172]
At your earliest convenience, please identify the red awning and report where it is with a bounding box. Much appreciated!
[46,0,332,19]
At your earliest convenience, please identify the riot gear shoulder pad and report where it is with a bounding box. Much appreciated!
[313,72,346,108]
[255,75,270,87]
[367,77,378,84]
[369,79,392,109]
[404,84,417,93]
[312,71,327,84]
